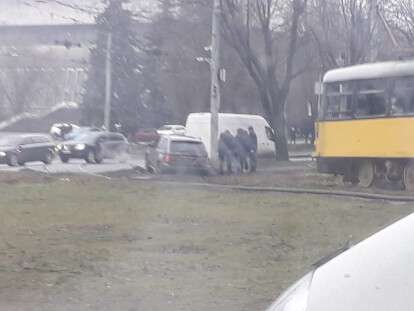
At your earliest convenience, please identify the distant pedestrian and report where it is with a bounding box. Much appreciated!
[289,126,297,144]
[248,126,258,172]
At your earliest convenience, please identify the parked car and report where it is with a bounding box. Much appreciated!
[63,126,102,141]
[57,132,129,164]
[185,113,275,158]
[145,135,210,175]
[157,124,186,136]
[50,123,102,141]
[131,128,160,144]
[0,133,55,166]
[265,212,414,311]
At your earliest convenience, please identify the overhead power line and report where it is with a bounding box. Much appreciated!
[27,0,99,15]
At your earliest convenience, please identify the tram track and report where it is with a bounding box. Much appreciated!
[130,178,414,202]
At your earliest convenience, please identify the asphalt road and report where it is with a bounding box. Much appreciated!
[0,154,145,175]
[0,150,311,176]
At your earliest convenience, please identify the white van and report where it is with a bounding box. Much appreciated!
[185,113,275,158]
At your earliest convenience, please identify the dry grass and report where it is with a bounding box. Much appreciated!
[0,176,412,310]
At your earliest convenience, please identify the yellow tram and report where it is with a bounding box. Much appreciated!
[315,60,414,190]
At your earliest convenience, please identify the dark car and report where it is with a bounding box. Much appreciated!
[57,132,129,164]
[145,135,210,175]
[0,134,55,166]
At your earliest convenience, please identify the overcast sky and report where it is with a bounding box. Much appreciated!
[0,0,154,25]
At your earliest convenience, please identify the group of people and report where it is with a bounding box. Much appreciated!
[289,125,315,145]
[218,126,258,174]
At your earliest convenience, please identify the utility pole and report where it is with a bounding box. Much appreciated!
[210,0,221,162]
[369,0,377,61]
[104,33,112,130]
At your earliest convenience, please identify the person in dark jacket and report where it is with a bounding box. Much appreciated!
[235,128,250,173]
[218,130,235,174]
[248,126,258,172]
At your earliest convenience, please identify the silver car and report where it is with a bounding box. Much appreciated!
[145,135,210,175]
[266,212,414,311]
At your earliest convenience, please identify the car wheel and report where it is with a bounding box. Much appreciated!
[94,148,103,164]
[154,162,163,174]
[43,150,53,165]
[199,169,209,177]
[6,153,18,167]
[118,150,129,163]
[60,154,69,163]
[85,148,96,164]
[146,161,156,174]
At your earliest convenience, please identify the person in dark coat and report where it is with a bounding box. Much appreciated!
[218,130,235,174]
[248,126,258,172]
[240,128,253,171]
[235,128,249,173]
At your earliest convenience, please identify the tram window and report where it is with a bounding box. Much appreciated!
[355,93,386,116]
[390,96,406,115]
[325,96,340,119]
[324,82,353,120]
[392,78,414,115]
[326,96,353,119]
[355,79,387,117]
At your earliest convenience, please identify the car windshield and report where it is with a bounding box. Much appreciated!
[2,1,414,311]
[170,141,206,156]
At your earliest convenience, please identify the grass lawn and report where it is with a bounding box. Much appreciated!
[0,174,412,311]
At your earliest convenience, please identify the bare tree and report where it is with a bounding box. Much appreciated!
[308,0,378,69]
[0,50,67,120]
[220,0,309,160]
[385,0,414,46]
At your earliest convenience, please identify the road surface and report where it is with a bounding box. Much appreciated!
[0,154,145,175]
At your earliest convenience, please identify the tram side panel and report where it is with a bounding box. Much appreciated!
[315,117,414,174]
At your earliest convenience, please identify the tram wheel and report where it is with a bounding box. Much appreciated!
[357,160,375,188]
[403,162,414,192]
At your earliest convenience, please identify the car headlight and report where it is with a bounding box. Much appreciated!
[56,144,63,151]
[0,152,6,157]
[74,144,86,150]
[266,271,314,311]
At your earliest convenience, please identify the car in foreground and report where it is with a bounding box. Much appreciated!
[157,124,186,136]
[57,132,129,164]
[145,135,210,175]
[0,133,55,166]
[265,212,414,311]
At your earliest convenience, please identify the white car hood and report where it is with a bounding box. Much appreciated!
[307,213,414,311]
